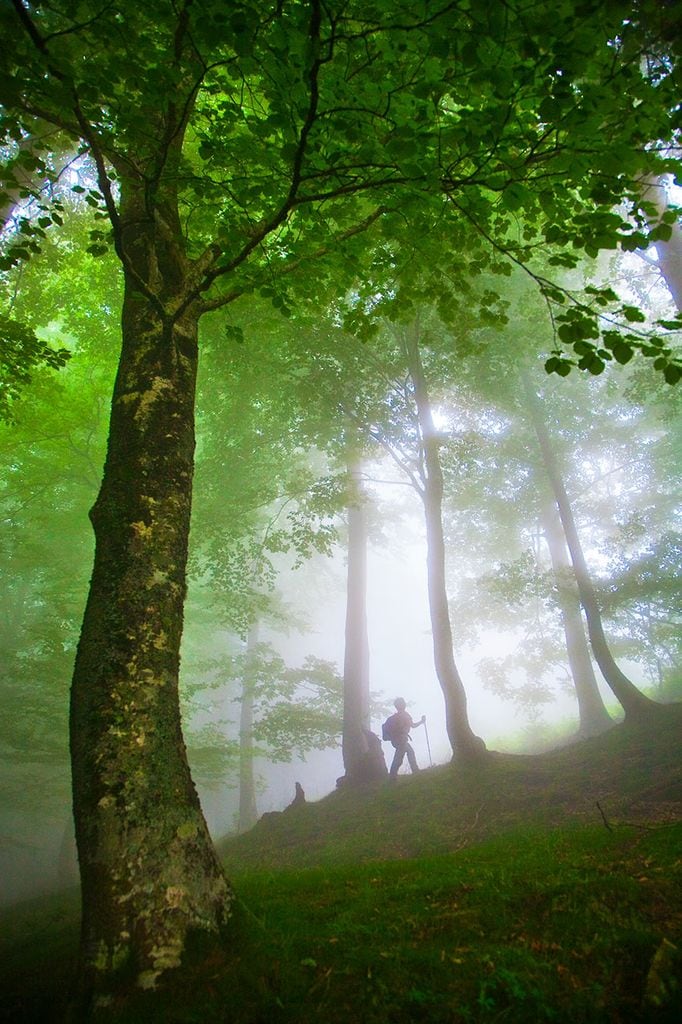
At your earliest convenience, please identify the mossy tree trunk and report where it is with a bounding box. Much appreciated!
[69,185,233,1010]
[403,325,486,762]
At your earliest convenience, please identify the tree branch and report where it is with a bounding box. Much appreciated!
[196,206,386,315]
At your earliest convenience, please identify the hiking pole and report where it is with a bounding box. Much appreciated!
[422,715,433,767]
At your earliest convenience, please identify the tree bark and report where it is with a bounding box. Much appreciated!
[341,453,371,778]
[540,500,613,736]
[524,377,657,720]
[69,187,232,1009]
[238,624,259,833]
[639,174,682,311]
[404,325,486,762]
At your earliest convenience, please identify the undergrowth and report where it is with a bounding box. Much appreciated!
[2,711,680,1023]
[2,823,680,1023]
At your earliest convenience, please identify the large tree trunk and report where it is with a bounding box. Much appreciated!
[524,378,657,720]
[404,326,486,762]
[69,189,232,1009]
[341,454,371,779]
[238,624,259,833]
[540,500,613,736]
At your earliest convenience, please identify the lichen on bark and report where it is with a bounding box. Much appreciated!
[69,267,234,1008]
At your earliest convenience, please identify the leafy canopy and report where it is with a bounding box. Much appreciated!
[0,0,679,382]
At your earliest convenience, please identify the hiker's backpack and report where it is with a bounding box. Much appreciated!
[382,713,398,742]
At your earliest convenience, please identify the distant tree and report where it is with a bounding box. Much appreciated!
[523,375,661,719]
[221,639,380,807]
[399,320,487,758]
[597,531,681,696]
[539,500,614,735]
[237,624,259,833]
[341,449,372,781]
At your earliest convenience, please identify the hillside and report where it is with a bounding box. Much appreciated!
[2,705,681,1023]
[219,705,682,871]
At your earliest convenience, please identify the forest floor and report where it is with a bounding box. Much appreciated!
[2,704,681,1023]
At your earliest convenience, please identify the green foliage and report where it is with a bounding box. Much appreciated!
[219,641,379,763]
[185,724,240,789]
[1,0,679,362]
[544,299,682,382]
[0,314,70,422]
[0,212,121,810]
[249,652,345,761]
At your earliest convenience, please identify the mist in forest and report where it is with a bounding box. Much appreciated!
[3,262,681,907]
[2,342,671,905]
[2,7,681,1024]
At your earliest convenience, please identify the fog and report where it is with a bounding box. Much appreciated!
[1,251,678,911]
[1,413,668,910]
[194,490,634,835]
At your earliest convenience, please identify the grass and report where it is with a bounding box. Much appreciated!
[218,705,682,871]
[219,823,682,1024]
[2,708,681,1023]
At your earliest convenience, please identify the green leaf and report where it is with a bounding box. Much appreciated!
[612,342,633,365]
[573,341,592,356]
[648,223,673,243]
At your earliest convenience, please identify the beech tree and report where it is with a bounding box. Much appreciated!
[522,375,661,718]
[539,500,613,736]
[2,0,679,1010]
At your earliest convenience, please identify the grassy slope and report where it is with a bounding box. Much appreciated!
[218,707,682,871]
[1,708,681,1023]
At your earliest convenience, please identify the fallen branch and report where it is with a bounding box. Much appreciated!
[596,801,675,833]
[596,801,613,832]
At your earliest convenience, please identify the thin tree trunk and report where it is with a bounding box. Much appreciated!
[639,174,682,311]
[524,377,657,720]
[404,325,486,762]
[69,187,232,1008]
[342,453,371,779]
[540,500,613,736]
[238,624,259,832]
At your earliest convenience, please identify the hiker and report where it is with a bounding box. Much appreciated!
[383,698,425,778]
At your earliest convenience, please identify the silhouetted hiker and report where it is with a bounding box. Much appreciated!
[382,698,425,778]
